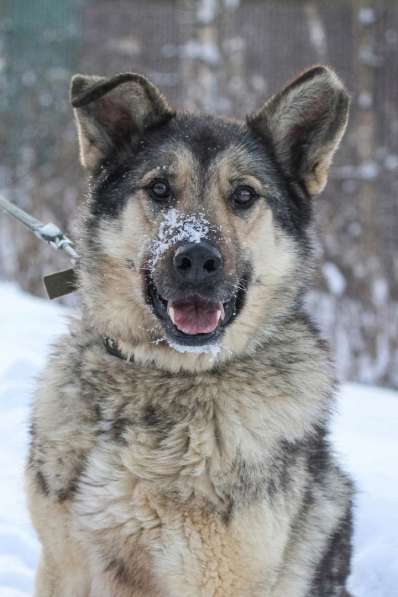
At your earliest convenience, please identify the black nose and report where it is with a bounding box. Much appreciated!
[173,242,223,283]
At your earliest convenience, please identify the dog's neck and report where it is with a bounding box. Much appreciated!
[99,332,234,373]
[103,336,132,362]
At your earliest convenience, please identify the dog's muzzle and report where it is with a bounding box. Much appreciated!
[145,241,249,348]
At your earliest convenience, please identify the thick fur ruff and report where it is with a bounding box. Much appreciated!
[27,65,353,596]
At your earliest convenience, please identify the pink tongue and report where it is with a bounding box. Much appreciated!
[169,300,221,335]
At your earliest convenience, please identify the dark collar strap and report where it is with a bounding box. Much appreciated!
[103,336,132,361]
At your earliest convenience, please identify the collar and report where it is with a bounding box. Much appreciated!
[103,336,133,362]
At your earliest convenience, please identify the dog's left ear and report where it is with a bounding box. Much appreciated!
[70,72,175,171]
[247,66,350,196]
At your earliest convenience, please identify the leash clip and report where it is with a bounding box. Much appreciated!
[0,194,80,299]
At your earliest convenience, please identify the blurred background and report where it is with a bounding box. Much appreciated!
[0,0,397,389]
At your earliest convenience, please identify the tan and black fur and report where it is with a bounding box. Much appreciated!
[27,66,354,596]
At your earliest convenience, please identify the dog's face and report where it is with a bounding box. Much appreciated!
[71,68,349,370]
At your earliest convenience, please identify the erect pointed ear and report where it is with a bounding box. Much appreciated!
[247,66,350,196]
[70,73,175,171]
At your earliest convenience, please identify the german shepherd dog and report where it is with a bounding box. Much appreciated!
[27,66,353,596]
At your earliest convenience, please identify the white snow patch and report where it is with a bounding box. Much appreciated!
[0,283,397,596]
[0,283,68,596]
[306,13,327,56]
[359,46,381,68]
[309,20,326,53]
[384,154,398,171]
[150,209,211,266]
[372,279,389,306]
[357,160,379,180]
[224,0,240,8]
[223,36,245,54]
[322,262,346,296]
[35,222,62,239]
[197,0,217,23]
[167,339,220,356]
[358,7,376,25]
[180,40,220,65]
[358,92,373,109]
[332,384,398,597]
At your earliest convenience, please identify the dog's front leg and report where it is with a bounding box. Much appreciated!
[34,554,58,597]
[34,551,92,597]
[27,474,93,597]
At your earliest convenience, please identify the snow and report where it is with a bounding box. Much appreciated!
[358,7,376,26]
[333,384,398,597]
[197,0,218,24]
[35,222,63,239]
[384,154,398,171]
[150,208,211,266]
[167,338,220,356]
[0,284,67,597]
[305,3,327,57]
[0,282,397,596]
[358,92,373,109]
[181,40,220,65]
[372,279,389,306]
[357,160,380,180]
[322,262,346,296]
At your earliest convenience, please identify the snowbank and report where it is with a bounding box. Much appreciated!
[0,282,396,596]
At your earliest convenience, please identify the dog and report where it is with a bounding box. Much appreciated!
[26,65,354,596]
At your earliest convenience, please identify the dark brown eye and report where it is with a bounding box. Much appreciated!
[149,179,171,201]
[231,185,258,210]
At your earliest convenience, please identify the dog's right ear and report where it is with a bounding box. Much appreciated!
[70,73,175,171]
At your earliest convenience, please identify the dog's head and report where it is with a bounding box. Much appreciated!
[71,67,349,371]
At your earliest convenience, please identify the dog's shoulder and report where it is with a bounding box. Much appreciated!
[27,320,103,501]
[254,310,334,402]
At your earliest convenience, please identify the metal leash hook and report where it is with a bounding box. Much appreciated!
[0,194,79,299]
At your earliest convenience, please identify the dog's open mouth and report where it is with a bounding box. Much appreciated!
[145,275,248,347]
[168,298,224,335]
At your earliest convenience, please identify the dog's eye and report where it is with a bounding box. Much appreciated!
[149,179,171,202]
[231,185,258,210]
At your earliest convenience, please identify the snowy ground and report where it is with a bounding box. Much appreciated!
[0,282,397,597]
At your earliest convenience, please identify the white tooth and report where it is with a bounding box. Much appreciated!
[219,303,225,321]
[168,304,176,325]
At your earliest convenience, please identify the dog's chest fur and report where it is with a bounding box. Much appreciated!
[30,317,335,595]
